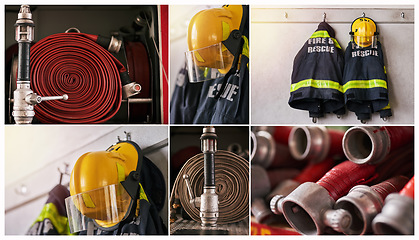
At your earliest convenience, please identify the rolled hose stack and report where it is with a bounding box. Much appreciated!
[30,32,125,123]
[171,150,249,224]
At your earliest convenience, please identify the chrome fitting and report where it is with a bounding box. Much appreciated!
[288,126,330,163]
[122,82,142,99]
[108,36,122,53]
[201,126,217,153]
[251,131,276,168]
[15,5,34,43]
[200,186,219,227]
[12,84,35,124]
[343,126,390,164]
[372,193,414,235]
[281,182,352,235]
[335,185,383,235]
[270,194,286,215]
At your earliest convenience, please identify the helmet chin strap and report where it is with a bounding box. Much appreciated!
[214,5,248,99]
[116,140,144,234]
[215,34,244,99]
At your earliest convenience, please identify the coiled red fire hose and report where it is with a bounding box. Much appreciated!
[30,32,124,123]
[316,161,377,201]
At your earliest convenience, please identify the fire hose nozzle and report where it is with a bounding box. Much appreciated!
[281,182,352,235]
[199,126,219,227]
[15,5,34,43]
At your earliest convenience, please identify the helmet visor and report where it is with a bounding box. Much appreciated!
[65,183,133,233]
[352,35,377,48]
[185,42,234,83]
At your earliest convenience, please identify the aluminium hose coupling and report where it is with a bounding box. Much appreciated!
[372,193,414,235]
[200,186,219,227]
[343,126,414,164]
[288,126,330,163]
[372,176,414,235]
[280,182,352,235]
[251,130,295,169]
[334,176,409,235]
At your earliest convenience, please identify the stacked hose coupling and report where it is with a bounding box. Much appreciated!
[13,5,67,124]
[183,127,219,227]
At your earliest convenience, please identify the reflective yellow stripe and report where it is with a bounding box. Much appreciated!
[139,183,149,202]
[222,21,230,41]
[135,183,149,217]
[343,79,387,92]
[290,79,343,93]
[382,103,391,110]
[33,203,71,235]
[194,51,205,63]
[241,35,249,58]
[310,30,341,49]
[82,193,96,208]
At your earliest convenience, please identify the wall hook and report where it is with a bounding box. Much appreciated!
[401,12,405,19]
[58,163,70,185]
[362,12,366,18]
[284,12,288,19]
[323,12,326,22]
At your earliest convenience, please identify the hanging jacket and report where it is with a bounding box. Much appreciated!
[289,22,345,119]
[342,41,392,120]
[27,184,71,235]
[79,156,167,235]
[170,7,249,124]
[170,62,204,124]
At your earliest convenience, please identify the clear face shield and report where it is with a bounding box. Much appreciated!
[65,183,133,233]
[351,35,378,49]
[185,42,234,83]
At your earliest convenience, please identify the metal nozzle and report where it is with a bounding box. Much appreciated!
[199,126,218,227]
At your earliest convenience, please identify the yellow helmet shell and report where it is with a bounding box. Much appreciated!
[351,17,377,48]
[69,142,139,228]
[187,5,243,71]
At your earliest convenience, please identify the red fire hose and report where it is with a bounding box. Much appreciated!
[400,176,414,199]
[30,33,124,123]
[316,161,377,201]
[293,158,335,184]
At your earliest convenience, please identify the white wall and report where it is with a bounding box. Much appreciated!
[251,6,414,124]
[4,126,168,235]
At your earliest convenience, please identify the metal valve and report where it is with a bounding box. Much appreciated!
[13,5,68,124]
